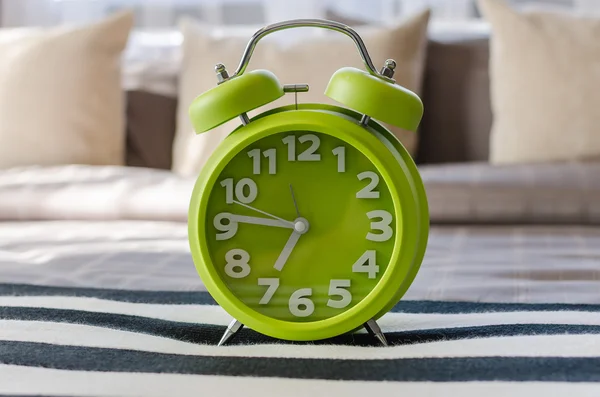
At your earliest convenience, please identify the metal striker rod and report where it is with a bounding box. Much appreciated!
[215,62,251,126]
[239,113,251,125]
[359,59,397,127]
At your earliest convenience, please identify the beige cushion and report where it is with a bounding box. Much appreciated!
[0,12,133,169]
[479,0,600,164]
[174,11,430,176]
[126,91,177,170]
[418,35,492,164]
[422,162,600,224]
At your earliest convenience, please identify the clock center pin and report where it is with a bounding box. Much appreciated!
[293,218,309,234]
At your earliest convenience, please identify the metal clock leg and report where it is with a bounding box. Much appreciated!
[364,318,389,347]
[218,319,244,346]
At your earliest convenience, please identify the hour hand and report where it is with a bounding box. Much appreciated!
[273,231,302,271]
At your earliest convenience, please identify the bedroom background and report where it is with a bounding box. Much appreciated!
[1,0,600,395]
[0,0,598,217]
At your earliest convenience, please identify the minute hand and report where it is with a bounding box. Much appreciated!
[232,200,295,228]
[230,214,294,229]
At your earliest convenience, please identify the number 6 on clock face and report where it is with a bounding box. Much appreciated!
[289,288,314,317]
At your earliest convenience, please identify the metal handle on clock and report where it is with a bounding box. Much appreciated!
[227,19,394,83]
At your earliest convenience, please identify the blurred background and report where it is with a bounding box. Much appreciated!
[0,0,597,218]
[5,0,600,27]
[3,0,599,104]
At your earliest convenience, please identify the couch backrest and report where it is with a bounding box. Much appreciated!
[417,34,492,164]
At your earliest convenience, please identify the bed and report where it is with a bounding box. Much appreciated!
[1,163,599,396]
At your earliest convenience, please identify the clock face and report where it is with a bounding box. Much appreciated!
[206,130,396,322]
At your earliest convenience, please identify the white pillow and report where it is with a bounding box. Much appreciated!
[174,11,430,176]
[479,0,600,164]
[0,12,133,169]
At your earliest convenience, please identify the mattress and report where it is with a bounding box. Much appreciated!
[1,165,599,396]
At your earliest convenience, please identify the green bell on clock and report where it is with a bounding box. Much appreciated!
[187,19,428,346]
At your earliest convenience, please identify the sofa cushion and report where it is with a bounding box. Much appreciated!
[0,12,133,169]
[126,91,177,170]
[417,33,492,164]
[423,162,600,224]
[480,0,600,164]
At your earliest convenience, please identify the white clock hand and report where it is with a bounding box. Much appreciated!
[273,216,309,271]
[232,200,295,227]
[272,184,311,271]
[228,214,295,229]
[215,213,294,240]
[273,231,302,271]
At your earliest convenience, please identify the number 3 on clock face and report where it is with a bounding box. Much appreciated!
[204,130,396,323]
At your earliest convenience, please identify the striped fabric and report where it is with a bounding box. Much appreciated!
[2,284,600,396]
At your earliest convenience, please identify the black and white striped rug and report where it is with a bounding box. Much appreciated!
[1,283,600,396]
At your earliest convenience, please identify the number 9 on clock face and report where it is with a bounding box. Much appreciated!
[205,131,396,322]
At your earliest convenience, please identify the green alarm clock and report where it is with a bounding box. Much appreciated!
[188,19,428,346]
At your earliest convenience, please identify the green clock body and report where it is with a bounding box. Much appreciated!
[188,104,428,341]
